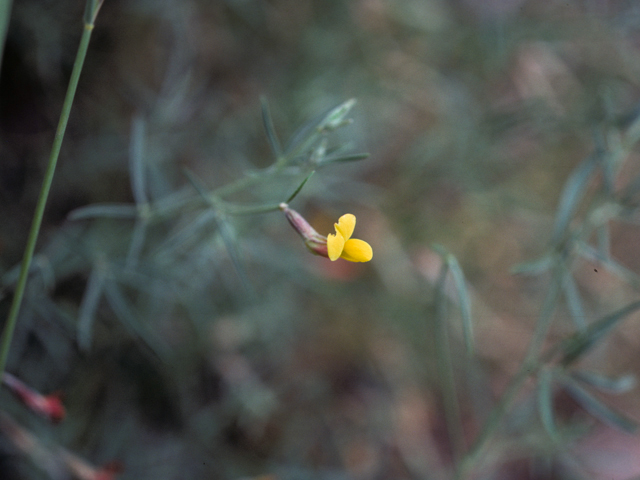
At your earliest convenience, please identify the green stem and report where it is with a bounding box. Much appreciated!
[0,11,98,377]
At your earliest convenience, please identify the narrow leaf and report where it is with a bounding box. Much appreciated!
[224,203,282,215]
[511,254,555,276]
[572,371,636,394]
[434,259,450,324]
[551,155,598,245]
[286,171,315,203]
[561,375,637,433]
[562,271,586,330]
[538,368,558,437]
[129,114,148,206]
[261,97,283,160]
[446,254,474,355]
[320,152,370,166]
[561,300,640,366]
[68,203,139,221]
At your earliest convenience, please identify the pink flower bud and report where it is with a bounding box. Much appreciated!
[280,203,329,257]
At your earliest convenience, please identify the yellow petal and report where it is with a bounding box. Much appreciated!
[334,214,355,241]
[340,238,373,262]
[327,232,345,261]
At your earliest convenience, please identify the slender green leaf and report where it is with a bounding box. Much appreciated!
[538,368,557,437]
[446,254,474,355]
[286,171,315,204]
[561,375,637,433]
[68,203,139,221]
[261,97,282,160]
[224,203,282,215]
[433,259,465,461]
[597,130,617,195]
[572,371,636,394]
[561,300,640,366]
[551,155,598,245]
[511,254,555,275]
[129,114,148,206]
[319,152,370,166]
[434,259,449,322]
[562,271,586,330]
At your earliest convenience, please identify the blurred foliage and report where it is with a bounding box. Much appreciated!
[2,0,640,479]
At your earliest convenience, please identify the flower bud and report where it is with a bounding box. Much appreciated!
[279,203,329,257]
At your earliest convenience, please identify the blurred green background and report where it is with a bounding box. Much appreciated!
[2,0,640,479]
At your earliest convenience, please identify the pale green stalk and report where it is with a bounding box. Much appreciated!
[0,1,102,378]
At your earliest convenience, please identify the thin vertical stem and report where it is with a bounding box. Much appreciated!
[0,10,99,378]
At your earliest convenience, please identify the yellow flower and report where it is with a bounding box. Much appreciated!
[327,214,373,262]
[280,204,373,263]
